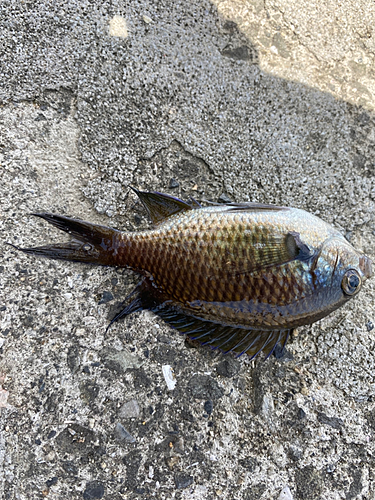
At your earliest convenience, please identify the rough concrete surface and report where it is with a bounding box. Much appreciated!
[1,0,375,499]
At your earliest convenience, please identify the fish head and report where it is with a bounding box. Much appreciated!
[314,236,372,309]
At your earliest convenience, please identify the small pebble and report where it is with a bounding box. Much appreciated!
[278,485,293,500]
[166,456,180,470]
[143,14,153,23]
[204,400,213,415]
[174,473,193,489]
[115,423,136,443]
[327,463,336,473]
[109,16,128,39]
[297,408,306,420]
[46,477,58,488]
[83,481,105,500]
[162,364,177,390]
[148,465,154,478]
[216,358,240,378]
[98,291,113,304]
[119,399,141,419]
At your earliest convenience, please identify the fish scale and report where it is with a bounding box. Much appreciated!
[11,189,372,359]
[122,213,302,307]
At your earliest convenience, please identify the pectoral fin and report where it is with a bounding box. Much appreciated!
[208,230,314,280]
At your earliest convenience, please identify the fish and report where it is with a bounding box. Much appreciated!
[9,188,372,359]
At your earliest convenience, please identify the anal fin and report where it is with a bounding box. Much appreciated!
[156,308,291,359]
[106,279,290,360]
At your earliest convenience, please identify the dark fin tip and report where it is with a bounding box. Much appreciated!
[105,279,154,333]
[272,343,286,359]
[129,186,140,196]
[5,242,20,251]
[106,296,143,333]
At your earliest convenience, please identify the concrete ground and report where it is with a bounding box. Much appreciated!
[1,0,375,499]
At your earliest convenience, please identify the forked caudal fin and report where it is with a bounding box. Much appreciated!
[9,189,200,263]
[8,213,122,265]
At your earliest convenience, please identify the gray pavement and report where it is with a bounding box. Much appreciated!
[1,1,375,499]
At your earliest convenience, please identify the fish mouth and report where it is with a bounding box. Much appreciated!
[359,255,372,280]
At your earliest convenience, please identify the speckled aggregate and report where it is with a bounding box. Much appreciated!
[1,0,375,499]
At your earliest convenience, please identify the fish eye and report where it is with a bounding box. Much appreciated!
[342,270,362,296]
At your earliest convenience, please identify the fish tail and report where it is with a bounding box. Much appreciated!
[8,213,123,266]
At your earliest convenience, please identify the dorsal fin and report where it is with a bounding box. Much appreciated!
[224,202,287,212]
[131,188,195,224]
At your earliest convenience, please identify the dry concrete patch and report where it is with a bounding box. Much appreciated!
[1,1,375,499]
